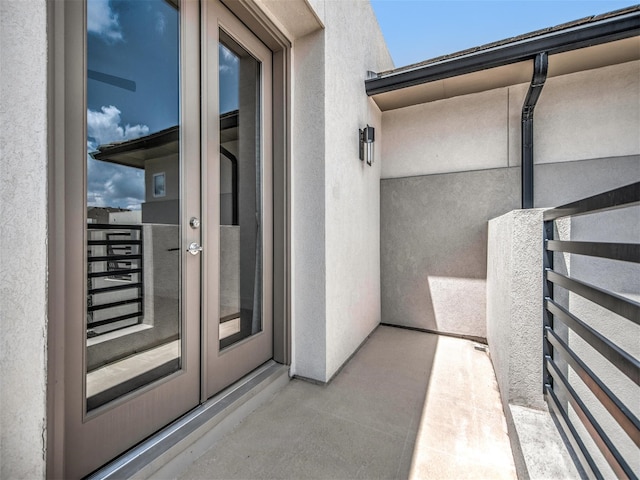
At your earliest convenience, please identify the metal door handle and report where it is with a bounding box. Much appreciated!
[187,242,203,255]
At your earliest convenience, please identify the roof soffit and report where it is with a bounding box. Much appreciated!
[372,36,640,111]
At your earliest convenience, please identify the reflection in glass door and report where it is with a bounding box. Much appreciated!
[218,33,263,350]
[204,4,273,398]
[86,0,182,411]
[56,0,274,476]
[57,1,201,477]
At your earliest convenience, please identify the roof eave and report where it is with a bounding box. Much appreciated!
[365,10,640,97]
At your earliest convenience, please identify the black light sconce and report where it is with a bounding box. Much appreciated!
[359,125,375,166]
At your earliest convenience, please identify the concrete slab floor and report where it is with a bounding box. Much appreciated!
[175,325,517,480]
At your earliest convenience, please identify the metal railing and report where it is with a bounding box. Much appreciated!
[87,224,144,337]
[543,182,640,479]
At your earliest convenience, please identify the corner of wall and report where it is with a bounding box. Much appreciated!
[487,209,546,412]
[291,27,327,382]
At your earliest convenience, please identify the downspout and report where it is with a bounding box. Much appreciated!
[521,52,548,209]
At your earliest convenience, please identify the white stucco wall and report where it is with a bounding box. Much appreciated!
[323,0,392,380]
[382,88,509,178]
[0,1,48,478]
[291,0,392,381]
[384,60,640,180]
[509,60,640,166]
[291,27,328,381]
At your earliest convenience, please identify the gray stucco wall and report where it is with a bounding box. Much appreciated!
[381,168,520,338]
[291,0,392,382]
[0,0,48,478]
[380,60,640,338]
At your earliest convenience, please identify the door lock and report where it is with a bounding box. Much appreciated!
[187,242,203,255]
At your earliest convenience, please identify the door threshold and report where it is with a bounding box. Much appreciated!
[87,361,290,480]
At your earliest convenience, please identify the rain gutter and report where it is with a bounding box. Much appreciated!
[521,52,548,209]
[365,10,640,96]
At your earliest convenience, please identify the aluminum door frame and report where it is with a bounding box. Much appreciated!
[48,1,202,477]
[201,0,274,400]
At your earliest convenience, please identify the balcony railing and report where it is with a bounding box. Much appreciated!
[543,182,639,479]
[87,224,144,337]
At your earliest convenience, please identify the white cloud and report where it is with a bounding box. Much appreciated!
[220,45,237,63]
[87,0,123,43]
[219,44,238,76]
[87,105,149,151]
[86,105,149,209]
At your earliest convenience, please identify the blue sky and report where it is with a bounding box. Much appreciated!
[370,0,637,67]
[87,0,241,210]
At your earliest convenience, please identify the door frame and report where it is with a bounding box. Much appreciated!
[48,1,202,477]
[217,0,292,367]
[46,0,291,477]
[201,0,274,400]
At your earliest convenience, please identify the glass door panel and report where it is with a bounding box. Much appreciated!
[59,1,201,477]
[204,4,273,398]
[218,32,263,350]
[86,0,182,411]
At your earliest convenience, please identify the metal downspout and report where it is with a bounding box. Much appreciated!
[521,52,548,209]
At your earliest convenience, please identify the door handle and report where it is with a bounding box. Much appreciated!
[187,242,203,256]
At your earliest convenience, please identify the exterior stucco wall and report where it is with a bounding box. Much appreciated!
[291,28,327,381]
[323,0,392,380]
[486,209,546,410]
[380,60,640,338]
[383,60,640,179]
[382,88,509,178]
[0,1,48,478]
[291,0,392,382]
[508,60,640,167]
[381,168,520,338]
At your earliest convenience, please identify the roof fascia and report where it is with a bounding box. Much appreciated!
[365,11,640,96]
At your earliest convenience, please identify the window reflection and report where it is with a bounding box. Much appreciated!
[85,0,182,411]
[218,32,263,349]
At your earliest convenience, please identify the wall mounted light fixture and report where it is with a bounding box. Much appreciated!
[359,125,375,166]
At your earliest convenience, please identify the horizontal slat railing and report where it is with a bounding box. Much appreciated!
[545,327,640,448]
[545,384,604,480]
[545,356,635,479]
[88,268,143,279]
[546,299,640,384]
[543,182,640,221]
[88,311,144,328]
[543,181,640,479]
[88,282,143,295]
[546,240,640,263]
[545,269,640,324]
[87,224,144,336]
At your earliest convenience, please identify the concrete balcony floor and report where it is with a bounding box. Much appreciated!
[174,325,516,479]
